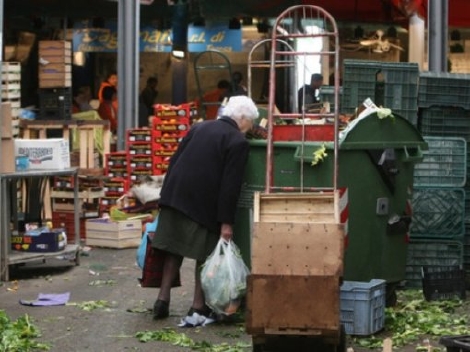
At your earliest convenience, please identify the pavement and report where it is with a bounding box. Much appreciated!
[0,246,252,352]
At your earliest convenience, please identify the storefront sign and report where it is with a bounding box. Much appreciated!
[73,24,241,53]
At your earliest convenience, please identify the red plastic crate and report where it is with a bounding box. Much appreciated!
[128,155,153,170]
[51,211,88,240]
[272,124,335,142]
[105,152,128,168]
[102,177,129,196]
[127,142,152,155]
[152,117,190,132]
[126,128,152,143]
[152,130,187,143]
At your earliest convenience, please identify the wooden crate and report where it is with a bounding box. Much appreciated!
[246,274,341,335]
[253,191,339,224]
[39,40,72,57]
[247,191,344,336]
[251,222,344,276]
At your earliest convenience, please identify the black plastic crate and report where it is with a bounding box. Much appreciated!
[440,335,470,351]
[38,107,72,120]
[421,265,466,301]
[39,87,72,109]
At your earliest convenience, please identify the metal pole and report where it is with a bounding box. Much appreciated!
[117,0,140,150]
[428,0,448,72]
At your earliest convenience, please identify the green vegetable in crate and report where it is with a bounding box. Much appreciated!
[201,239,250,315]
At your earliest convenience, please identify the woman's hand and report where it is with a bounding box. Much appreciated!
[220,223,233,241]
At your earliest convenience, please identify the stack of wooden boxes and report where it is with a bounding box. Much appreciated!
[0,102,15,173]
[37,40,72,120]
[2,62,21,137]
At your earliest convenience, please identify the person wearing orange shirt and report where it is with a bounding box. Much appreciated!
[98,71,118,111]
[97,86,118,134]
[198,79,230,120]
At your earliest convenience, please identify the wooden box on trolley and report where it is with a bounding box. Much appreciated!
[245,192,344,345]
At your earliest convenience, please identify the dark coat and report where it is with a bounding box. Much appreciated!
[158,116,249,234]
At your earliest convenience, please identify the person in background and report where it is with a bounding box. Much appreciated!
[98,71,118,110]
[297,73,323,112]
[221,71,247,101]
[97,86,118,134]
[198,79,230,120]
[151,95,259,327]
[72,86,94,114]
[138,76,159,127]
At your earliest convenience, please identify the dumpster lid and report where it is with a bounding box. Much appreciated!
[339,109,427,150]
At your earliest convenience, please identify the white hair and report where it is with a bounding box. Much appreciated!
[223,96,259,122]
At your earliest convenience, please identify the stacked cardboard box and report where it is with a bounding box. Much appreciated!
[0,102,15,173]
[38,41,72,120]
[38,40,72,88]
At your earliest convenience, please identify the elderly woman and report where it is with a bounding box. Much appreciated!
[151,95,259,326]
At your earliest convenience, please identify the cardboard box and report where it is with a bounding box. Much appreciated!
[11,229,67,252]
[85,218,142,248]
[14,138,71,170]
[1,139,15,173]
[1,102,12,139]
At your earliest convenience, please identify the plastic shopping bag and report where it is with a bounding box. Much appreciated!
[136,215,159,269]
[201,239,250,315]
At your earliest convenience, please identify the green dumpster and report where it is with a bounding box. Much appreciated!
[234,112,427,303]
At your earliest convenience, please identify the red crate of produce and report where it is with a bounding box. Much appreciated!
[105,152,128,168]
[128,155,153,170]
[102,177,129,196]
[105,166,128,178]
[152,117,190,132]
[152,130,187,143]
[129,169,153,182]
[127,142,152,155]
[127,128,152,143]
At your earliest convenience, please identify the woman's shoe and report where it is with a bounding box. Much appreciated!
[153,299,169,320]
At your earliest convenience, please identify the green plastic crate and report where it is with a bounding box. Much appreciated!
[414,136,467,188]
[418,72,470,109]
[410,187,466,239]
[419,106,470,141]
[405,239,463,288]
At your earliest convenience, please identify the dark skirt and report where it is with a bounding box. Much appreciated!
[151,206,219,262]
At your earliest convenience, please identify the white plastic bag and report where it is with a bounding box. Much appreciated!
[201,239,250,315]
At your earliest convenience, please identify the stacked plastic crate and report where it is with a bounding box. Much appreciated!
[101,152,129,214]
[99,103,193,214]
[415,72,470,290]
[51,175,103,240]
[341,59,419,125]
[152,103,191,175]
[405,136,467,294]
[127,128,153,182]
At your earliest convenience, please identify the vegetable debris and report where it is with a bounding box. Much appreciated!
[353,290,470,349]
[0,309,50,351]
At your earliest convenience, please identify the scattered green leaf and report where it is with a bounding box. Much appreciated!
[353,290,470,350]
[135,327,250,351]
[0,309,50,351]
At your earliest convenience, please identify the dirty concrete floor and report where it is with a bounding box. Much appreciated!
[0,246,421,352]
[1,247,252,352]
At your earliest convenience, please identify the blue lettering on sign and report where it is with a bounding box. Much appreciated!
[73,23,241,53]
